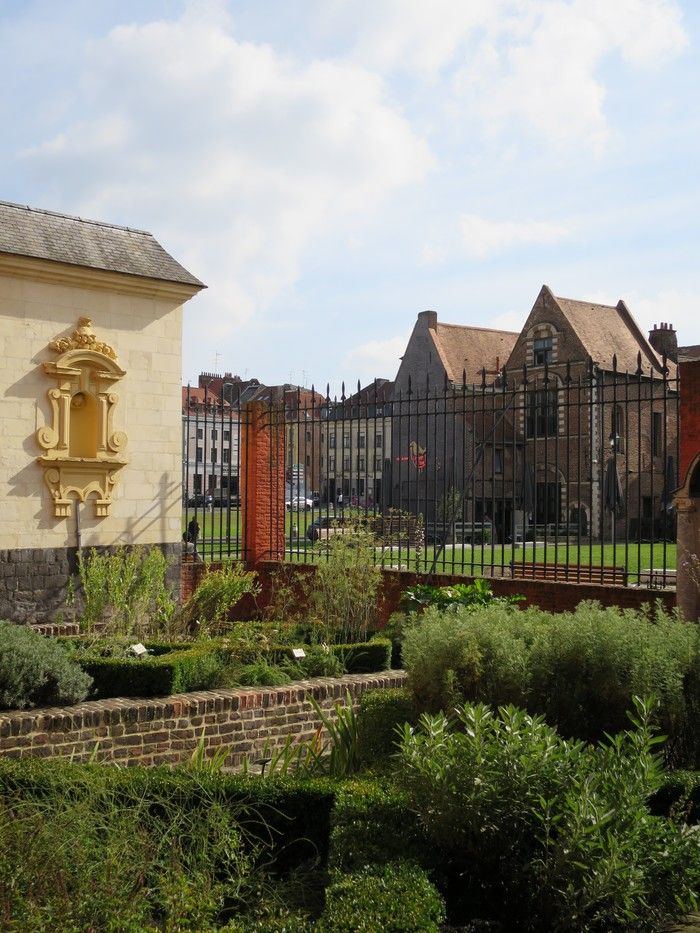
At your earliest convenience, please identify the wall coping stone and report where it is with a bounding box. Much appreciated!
[0,671,407,737]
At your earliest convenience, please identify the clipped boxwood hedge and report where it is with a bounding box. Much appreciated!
[74,643,225,699]
[356,688,418,766]
[319,862,445,932]
[0,758,337,875]
[270,639,392,675]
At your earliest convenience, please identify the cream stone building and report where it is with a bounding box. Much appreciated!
[0,200,204,622]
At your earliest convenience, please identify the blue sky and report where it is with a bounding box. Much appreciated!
[2,0,698,390]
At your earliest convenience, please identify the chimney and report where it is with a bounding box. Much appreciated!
[648,322,678,363]
[418,309,438,330]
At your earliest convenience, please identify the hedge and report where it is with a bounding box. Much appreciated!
[356,688,418,766]
[319,862,445,932]
[269,639,392,675]
[328,778,428,873]
[650,770,700,824]
[72,644,226,699]
[0,758,336,876]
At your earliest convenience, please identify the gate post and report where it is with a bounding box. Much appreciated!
[240,401,286,566]
[675,346,700,621]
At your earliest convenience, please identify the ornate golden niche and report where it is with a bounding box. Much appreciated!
[36,318,128,518]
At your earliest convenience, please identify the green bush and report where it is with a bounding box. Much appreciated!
[319,862,445,932]
[398,698,700,931]
[0,759,337,884]
[77,545,176,637]
[328,779,427,873]
[650,769,700,824]
[309,525,383,644]
[268,639,391,676]
[356,688,417,766]
[0,758,256,931]
[402,601,700,763]
[74,642,225,698]
[181,561,260,633]
[0,622,92,710]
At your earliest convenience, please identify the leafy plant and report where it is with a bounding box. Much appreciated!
[401,600,700,766]
[309,524,383,644]
[319,862,445,932]
[77,545,176,638]
[180,561,260,634]
[398,697,700,931]
[400,578,522,613]
[0,622,92,710]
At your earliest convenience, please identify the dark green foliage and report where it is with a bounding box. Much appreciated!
[402,600,700,765]
[356,688,418,765]
[0,759,337,883]
[335,639,391,674]
[328,779,427,873]
[401,578,523,613]
[319,862,445,932]
[0,758,255,931]
[398,698,700,931]
[650,769,700,823]
[74,643,226,698]
[0,622,92,710]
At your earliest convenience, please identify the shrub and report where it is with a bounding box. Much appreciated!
[180,561,260,634]
[356,688,417,766]
[0,622,92,710]
[74,642,225,698]
[0,759,256,931]
[328,779,427,873]
[77,545,175,637]
[401,604,530,713]
[401,578,522,613]
[401,601,700,764]
[310,525,383,644]
[398,698,700,931]
[319,862,445,932]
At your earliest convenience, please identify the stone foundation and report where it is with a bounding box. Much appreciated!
[0,671,407,769]
[0,542,181,625]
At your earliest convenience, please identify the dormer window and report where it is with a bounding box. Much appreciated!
[533,336,553,366]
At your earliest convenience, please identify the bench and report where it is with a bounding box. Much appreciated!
[425,522,492,545]
[510,562,628,586]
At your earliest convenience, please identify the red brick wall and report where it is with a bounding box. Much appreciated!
[680,358,700,485]
[0,671,406,768]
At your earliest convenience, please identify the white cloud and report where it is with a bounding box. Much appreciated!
[459,213,570,260]
[21,1,433,340]
[625,289,700,347]
[342,334,409,382]
[328,0,686,152]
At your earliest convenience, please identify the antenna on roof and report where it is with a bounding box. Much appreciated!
[213,351,221,372]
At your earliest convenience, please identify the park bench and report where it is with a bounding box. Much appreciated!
[510,562,628,586]
[425,521,492,545]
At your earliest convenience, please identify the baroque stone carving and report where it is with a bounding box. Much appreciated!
[36,319,128,518]
[48,316,117,359]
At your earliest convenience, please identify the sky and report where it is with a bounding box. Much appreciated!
[1,0,699,392]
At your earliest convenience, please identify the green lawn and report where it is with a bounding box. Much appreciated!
[183,509,676,585]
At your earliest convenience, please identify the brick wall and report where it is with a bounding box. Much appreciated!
[0,671,406,769]
[680,356,700,485]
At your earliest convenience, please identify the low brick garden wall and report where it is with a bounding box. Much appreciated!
[0,671,407,769]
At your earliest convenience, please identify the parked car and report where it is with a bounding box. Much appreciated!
[185,494,206,508]
[286,496,313,511]
[306,515,348,542]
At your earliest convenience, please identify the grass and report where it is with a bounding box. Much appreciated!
[184,510,676,586]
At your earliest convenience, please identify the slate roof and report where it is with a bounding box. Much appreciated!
[433,323,519,384]
[553,294,672,375]
[0,200,204,289]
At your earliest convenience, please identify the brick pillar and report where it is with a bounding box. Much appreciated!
[240,400,286,566]
[675,348,700,622]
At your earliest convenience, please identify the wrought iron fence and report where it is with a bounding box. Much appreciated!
[182,383,245,563]
[183,353,679,588]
